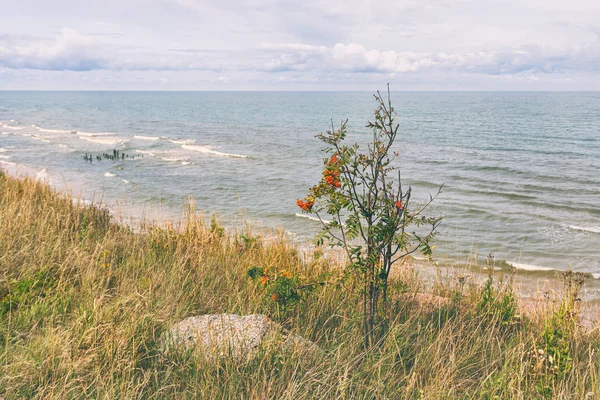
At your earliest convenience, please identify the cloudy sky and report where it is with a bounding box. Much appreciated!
[1,0,599,90]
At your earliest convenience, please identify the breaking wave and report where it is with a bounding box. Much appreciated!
[568,225,600,234]
[136,150,155,157]
[80,136,128,145]
[181,144,247,158]
[161,156,188,162]
[506,261,555,272]
[1,123,24,130]
[134,135,161,141]
[77,131,118,137]
[294,213,331,225]
[34,125,75,134]
[169,138,196,145]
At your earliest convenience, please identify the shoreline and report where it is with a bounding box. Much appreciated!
[3,164,600,309]
[3,109,600,279]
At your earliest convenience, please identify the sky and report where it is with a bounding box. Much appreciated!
[0,0,599,90]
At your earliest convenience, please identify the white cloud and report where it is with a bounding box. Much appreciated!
[260,41,600,75]
[0,29,229,72]
[1,27,599,81]
[0,28,108,71]
[0,0,600,89]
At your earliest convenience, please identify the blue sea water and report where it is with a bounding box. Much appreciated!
[1,91,599,279]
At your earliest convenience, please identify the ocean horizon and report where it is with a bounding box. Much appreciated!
[1,90,599,286]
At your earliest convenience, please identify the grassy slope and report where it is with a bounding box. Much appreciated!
[0,172,598,399]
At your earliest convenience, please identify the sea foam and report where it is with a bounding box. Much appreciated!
[36,168,49,182]
[181,144,247,158]
[77,131,118,137]
[169,138,196,145]
[80,136,128,145]
[294,213,331,225]
[136,150,155,157]
[161,156,188,162]
[31,135,51,143]
[1,123,24,130]
[568,225,600,234]
[34,125,76,134]
[134,135,161,141]
[506,261,555,272]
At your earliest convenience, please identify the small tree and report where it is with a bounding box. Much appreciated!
[297,86,442,348]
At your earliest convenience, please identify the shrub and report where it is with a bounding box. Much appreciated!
[297,86,442,347]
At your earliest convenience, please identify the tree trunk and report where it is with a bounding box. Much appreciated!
[363,272,369,349]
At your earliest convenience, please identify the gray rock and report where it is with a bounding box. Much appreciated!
[163,313,320,361]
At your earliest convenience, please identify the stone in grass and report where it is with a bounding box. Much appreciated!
[163,314,320,362]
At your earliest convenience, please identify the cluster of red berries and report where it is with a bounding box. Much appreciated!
[296,154,341,212]
[296,199,314,211]
[323,154,341,188]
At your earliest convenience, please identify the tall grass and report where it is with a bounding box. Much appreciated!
[0,172,598,399]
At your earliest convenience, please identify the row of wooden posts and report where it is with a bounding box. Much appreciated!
[83,149,142,163]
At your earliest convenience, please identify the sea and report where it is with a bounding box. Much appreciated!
[1,91,599,291]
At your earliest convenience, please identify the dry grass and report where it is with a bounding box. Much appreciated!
[1,171,599,399]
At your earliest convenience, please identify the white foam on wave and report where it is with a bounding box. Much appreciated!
[169,138,196,145]
[36,168,49,182]
[181,161,192,165]
[0,160,17,166]
[161,156,188,162]
[31,135,51,143]
[506,261,555,272]
[34,125,75,134]
[294,213,332,225]
[72,198,92,207]
[122,179,130,184]
[1,123,24,130]
[80,136,128,145]
[136,149,155,157]
[0,148,7,152]
[0,155,11,159]
[104,172,116,177]
[58,144,68,148]
[181,144,248,158]
[134,135,160,141]
[77,131,118,137]
[568,225,600,234]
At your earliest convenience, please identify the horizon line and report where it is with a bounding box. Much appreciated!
[1,89,600,93]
